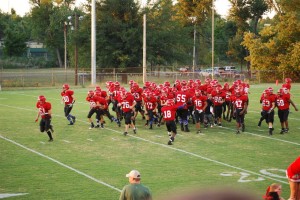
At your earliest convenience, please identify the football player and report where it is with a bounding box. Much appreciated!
[259,89,276,135]
[143,91,157,129]
[86,90,101,129]
[35,95,54,142]
[161,99,184,145]
[192,90,208,134]
[232,90,248,134]
[276,88,298,134]
[61,84,76,125]
[175,86,192,132]
[118,91,137,136]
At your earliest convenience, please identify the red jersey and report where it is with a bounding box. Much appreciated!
[144,96,157,111]
[119,94,135,113]
[232,95,248,109]
[61,90,74,105]
[192,96,208,111]
[131,87,143,101]
[261,95,275,111]
[97,96,109,109]
[161,105,178,121]
[276,94,290,110]
[175,91,191,108]
[36,102,51,119]
[86,96,101,109]
[287,156,300,181]
[212,91,226,106]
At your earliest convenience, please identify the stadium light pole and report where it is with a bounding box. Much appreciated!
[91,0,96,86]
[64,21,67,81]
[142,0,147,84]
[211,0,215,80]
[189,16,196,79]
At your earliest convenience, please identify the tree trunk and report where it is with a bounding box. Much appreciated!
[56,48,63,68]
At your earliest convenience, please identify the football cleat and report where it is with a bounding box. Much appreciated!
[72,116,76,124]
[257,121,262,127]
[197,130,201,134]
[68,122,74,125]
[168,141,173,145]
[242,124,245,132]
[236,130,240,134]
[285,128,289,133]
[133,129,137,134]
[100,124,104,128]
[48,138,53,142]
[123,132,128,136]
[280,129,285,134]
[269,128,274,136]
[95,124,100,128]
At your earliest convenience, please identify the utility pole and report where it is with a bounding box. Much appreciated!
[74,13,78,86]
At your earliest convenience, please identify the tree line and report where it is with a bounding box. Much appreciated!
[0,0,299,81]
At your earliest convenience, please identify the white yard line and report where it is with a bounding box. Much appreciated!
[0,103,294,186]
[0,135,122,193]
[105,127,289,184]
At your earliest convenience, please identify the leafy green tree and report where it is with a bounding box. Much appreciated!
[96,0,142,68]
[146,0,191,69]
[242,11,300,81]
[29,0,76,67]
[2,12,30,57]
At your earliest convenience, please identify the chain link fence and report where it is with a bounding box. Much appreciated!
[0,68,299,89]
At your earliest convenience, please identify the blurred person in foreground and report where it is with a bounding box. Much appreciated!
[287,156,300,200]
[263,183,285,200]
[35,95,54,142]
[119,169,152,200]
[158,187,260,200]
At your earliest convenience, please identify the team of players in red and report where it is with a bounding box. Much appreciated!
[258,78,298,135]
[35,77,297,144]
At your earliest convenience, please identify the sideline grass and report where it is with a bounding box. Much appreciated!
[0,83,299,199]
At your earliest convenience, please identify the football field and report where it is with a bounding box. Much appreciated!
[0,83,299,199]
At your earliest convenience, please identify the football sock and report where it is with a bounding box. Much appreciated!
[47,131,53,140]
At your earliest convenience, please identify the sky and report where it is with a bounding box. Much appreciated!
[0,0,231,17]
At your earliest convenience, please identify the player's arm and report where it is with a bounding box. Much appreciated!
[289,99,298,111]
[269,101,275,113]
[202,100,208,112]
[35,111,40,122]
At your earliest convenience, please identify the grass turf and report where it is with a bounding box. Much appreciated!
[0,83,299,199]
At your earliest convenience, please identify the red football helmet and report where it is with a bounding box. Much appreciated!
[88,90,94,96]
[95,90,102,96]
[268,87,273,93]
[164,81,170,87]
[277,88,284,95]
[114,81,120,87]
[132,83,139,90]
[129,80,134,85]
[166,99,174,106]
[195,89,202,97]
[63,84,70,90]
[175,80,181,86]
[181,80,187,86]
[285,78,292,83]
[38,95,46,103]
[95,86,101,92]
[282,87,289,94]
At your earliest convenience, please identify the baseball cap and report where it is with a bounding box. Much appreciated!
[126,170,141,178]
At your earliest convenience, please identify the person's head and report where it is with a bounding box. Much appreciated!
[126,170,141,184]
[269,183,282,196]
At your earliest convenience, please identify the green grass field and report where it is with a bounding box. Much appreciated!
[0,83,299,200]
